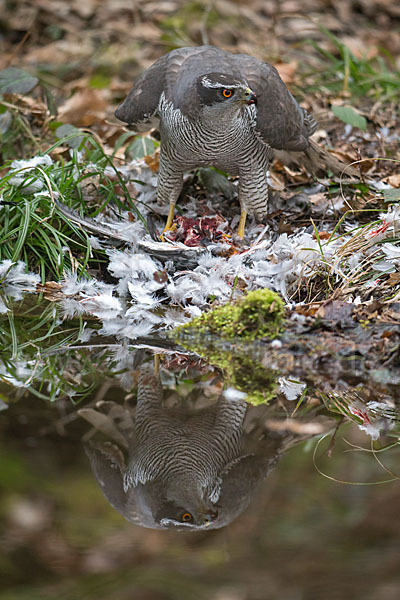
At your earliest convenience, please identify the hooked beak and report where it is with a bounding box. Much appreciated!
[203,508,219,526]
[245,87,257,105]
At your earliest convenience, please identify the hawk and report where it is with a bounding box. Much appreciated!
[84,365,249,529]
[82,364,333,530]
[82,364,286,530]
[115,45,318,238]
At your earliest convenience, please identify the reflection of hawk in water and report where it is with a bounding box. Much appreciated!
[83,364,288,530]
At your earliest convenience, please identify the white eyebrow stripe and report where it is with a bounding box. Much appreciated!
[201,77,246,89]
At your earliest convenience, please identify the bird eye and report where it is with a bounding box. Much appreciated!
[181,512,193,522]
[221,89,233,98]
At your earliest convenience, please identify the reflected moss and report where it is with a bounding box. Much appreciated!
[173,336,277,406]
[228,353,277,405]
[172,289,283,405]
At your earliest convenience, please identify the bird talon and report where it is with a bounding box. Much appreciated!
[160,203,176,241]
[160,222,177,242]
[237,210,247,239]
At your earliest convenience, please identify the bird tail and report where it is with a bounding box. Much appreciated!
[274,139,359,179]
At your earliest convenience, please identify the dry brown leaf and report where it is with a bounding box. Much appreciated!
[128,22,163,42]
[70,0,98,19]
[274,61,298,84]
[381,309,400,323]
[388,272,400,285]
[144,150,160,173]
[385,173,400,188]
[313,231,331,240]
[58,89,108,127]
[329,150,375,174]
[39,281,62,290]
[309,192,328,206]
[49,147,71,161]
[36,281,65,302]
[295,304,321,317]
[13,96,49,126]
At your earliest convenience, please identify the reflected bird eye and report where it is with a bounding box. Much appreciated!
[181,512,193,522]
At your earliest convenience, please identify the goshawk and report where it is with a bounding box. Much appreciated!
[83,365,253,530]
[115,45,317,237]
[82,364,331,530]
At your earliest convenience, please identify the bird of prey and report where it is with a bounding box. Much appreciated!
[82,364,286,530]
[115,45,318,238]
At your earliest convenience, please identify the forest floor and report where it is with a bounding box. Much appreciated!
[1,3,400,599]
[1,0,400,383]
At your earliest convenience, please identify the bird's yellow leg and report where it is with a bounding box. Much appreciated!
[160,203,176,241]
[237,210,247,239]
[154,353,160,375]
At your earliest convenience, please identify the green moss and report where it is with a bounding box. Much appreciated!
[172,289,284,405]
[176,288,285,342]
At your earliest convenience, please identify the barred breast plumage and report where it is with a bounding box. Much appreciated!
[115,45,317,238]
[84,364,251,530]
[83,362,324,530]
[123,365,248,526]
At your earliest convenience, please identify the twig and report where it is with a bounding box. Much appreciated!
[5,31,31,68]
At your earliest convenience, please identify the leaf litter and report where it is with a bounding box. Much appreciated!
[1,0,400,442]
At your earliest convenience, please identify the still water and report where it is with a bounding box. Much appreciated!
[1,293,400,600]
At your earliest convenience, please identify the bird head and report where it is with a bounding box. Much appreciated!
[159,505,219,529]
[134,480,219,530]
[196,73,257,108]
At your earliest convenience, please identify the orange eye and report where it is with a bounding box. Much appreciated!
[222,89,233,98]
[181,512,193,522]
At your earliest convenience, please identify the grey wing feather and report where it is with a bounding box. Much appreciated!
[236,55,317,151]
[84,441,143,525]
[114,54,169,127]
[84,442,128,515]
[114,46,206,126]
[214,454,274,528]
